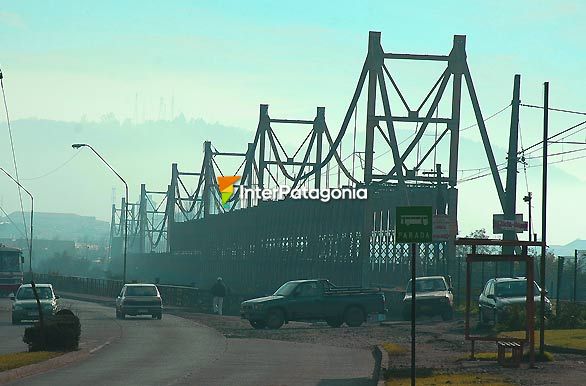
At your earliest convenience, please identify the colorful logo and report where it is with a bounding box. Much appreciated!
[217,175,241,206]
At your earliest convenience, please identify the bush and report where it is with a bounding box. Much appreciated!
[548,302,586,329]
[496,304,549,332]
[23,309,81,352]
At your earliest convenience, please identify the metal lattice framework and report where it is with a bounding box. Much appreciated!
[108,31,515,290]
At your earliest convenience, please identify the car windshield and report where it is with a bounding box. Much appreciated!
[274,282,298,296]
[0,254,20,272]
[125,286,158,296]
[495,281,540,298]
[16,287,53,300]
[406,278,447,293]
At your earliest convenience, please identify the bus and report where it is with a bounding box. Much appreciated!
[0,244,23,295]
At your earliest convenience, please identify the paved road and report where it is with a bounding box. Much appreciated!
[0,297,373,386]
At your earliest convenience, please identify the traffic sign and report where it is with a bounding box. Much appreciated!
[493,214,528,234]
[395,206,433,243]
[432,214,458,241]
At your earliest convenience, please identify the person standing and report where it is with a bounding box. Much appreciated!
[211,277,227,315]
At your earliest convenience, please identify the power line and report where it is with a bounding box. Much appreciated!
[0,202,27,239]
[525,147,586,160]
[1,71,29,245]
[521,119,586,154]
[21,151,81,181]
[460,103,511,132]
[521,103,586,117]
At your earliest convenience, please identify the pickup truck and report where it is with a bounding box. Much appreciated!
[240,279,385,329]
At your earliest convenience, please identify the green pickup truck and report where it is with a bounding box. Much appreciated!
[240,279,386,329]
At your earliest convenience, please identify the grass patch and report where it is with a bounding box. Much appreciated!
[385,371,512,385]
[499,329,586,351]
[382,342,407,356]
[0,351,62,372]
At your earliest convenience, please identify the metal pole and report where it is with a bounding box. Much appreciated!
[410,242,416,386]
[526,192,532,241]
[29,200,33,277]
[574,249,578,303]
[539,82,548,356]
[556,256,563,315]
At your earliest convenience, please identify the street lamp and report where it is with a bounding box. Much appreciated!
[72,143,128,284]
[0,167,34,278]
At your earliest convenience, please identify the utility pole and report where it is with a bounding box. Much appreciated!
[574,249,578,303]
[539,82,548,356]
[556,256,563,315]
[523,193,532,242]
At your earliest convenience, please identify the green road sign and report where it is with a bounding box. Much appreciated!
[395,206,433,243]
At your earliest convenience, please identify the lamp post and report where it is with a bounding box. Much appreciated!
[72,144,128,284]
[0,167,34,278]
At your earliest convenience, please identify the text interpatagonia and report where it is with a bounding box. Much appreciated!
[240,186,368,203]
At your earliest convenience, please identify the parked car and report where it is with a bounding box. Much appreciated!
[402,276,454,321]
[10,283,60,324]
[116,284,163,320]
[478,277,552,325]
[240,279,385,329]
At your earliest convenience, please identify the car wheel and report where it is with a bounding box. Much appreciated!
[266,309,285,329]
[250,320,267,329]
[326,317,343,328]
[344,306,365,327]
[402,306,411,321]
[157,313,162,320]
[441,308,454,321]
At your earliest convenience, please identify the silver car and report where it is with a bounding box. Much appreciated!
[10,284,60,324]
[478,277,552,325]
[116,284,163,320]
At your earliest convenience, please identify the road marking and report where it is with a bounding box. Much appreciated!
[89,339,113,354]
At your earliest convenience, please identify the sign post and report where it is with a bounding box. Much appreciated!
[396,206,432,386]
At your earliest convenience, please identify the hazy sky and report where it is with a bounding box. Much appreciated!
[1,1,586,245]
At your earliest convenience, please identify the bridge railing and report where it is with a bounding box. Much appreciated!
[30,273,251,316]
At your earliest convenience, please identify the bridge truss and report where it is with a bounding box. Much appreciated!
[109,31,512,292]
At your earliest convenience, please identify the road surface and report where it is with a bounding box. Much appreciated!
[0,297,373,386]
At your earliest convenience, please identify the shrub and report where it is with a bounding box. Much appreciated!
[23,309,81,352]
[548,302,586,329]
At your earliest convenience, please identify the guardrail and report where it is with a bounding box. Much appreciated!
[31,273,251,316]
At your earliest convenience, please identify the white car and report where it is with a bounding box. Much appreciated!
[10,283,60,324]
[116,284,163,320]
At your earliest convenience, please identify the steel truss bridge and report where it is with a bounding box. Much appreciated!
[109,31,520,293]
